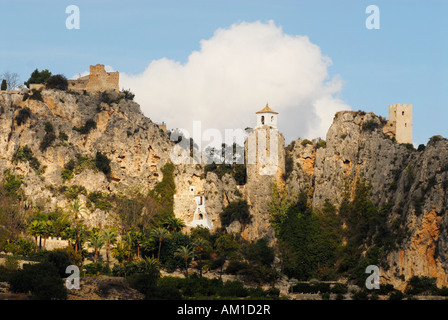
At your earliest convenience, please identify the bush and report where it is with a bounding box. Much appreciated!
[389,291,404,300]
[122,88,135,101]
[1,79,6,90]
[43,249,72,277]
[84,262,106,276]
[29,89,43,101]
[405,276,438,295]
[301,139,312,146]
[8,262,67,300]
[351,289,369,300]
[220,200,251,227]
[13,146,41,173]
[61,169,74,182]
[40,121,56,152]
[330,283,348,294]
[73,119,96,134]
[219,280,248,297]
[95,151,111,175]
[45,74,68,91]
[15,107,31,126]
[362,119,380,132]
[24,68,52,88]
[438,286,448,296]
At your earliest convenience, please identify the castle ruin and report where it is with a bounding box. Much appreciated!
[382,103,413,144]
[68,64,119,93]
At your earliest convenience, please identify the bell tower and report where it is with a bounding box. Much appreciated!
[255,103,278,129]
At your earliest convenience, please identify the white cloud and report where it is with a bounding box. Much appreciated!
[120,20,350,145]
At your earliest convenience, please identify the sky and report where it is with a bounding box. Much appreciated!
[0,0,447,147]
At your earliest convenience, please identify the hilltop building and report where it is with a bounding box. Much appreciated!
[68,64,119,93]
[382,103,413,144]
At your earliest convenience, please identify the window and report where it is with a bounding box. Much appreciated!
[402,111,404,116]
[261,116,265,125]
[271,116,274,122]
[199,214,203,220]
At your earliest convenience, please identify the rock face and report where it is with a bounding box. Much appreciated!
[0,90,173,228]
[285,111,448,289]
[1,90,447,290]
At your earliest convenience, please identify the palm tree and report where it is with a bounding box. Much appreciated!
[150,227,169,261]
[175,245,195,278]
[41,219,53,250]
[131,230,143,259]
[27,220,43,251]
[67,200,86,253]
[89,233,105,263]
[100,229,117,266]
[162,216,186,233]
[193,238,211,278]
[123,232,133,261]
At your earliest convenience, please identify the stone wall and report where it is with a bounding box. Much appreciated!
[67,64,119,93]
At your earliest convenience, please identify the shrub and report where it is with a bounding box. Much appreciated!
[405,276,438,295]
[219,200,251,227]
[3,171,23,198]
[438,286,448,296]
[219,280,248,297]
[73,119,96,134]
[389,291,404,300]
[8,262,67,300]
[330,283,348,294]
[29,89,43,101]
[362,119,380,132]
[15,107,31,126]
[95,151,111,175]
[301,139,312,146]
[122,88,135,101]
[84,262,106,275]
[40,122,56,151]
[428,135,443,145]
[63,185,87,199]
[43,249,72,277]
[24,68,52,88]
[58,131,68,141]
[12,146,41,172]
[61,169,74,182]
[45,74,68,91]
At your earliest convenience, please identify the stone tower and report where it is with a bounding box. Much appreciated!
[243,104,285,242]
[245,104,285,179]
[382,103,413,144]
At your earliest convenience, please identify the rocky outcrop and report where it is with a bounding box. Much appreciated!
[1,90,447,289]
[0,90,173,228]
[285,111,448,289]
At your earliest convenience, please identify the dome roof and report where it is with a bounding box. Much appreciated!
[256,103,278,114]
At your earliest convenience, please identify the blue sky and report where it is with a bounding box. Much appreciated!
[1,0,447,146]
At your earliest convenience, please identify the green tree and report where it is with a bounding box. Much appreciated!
[219,200,251,228]
[150,227,169,261]
[45,74,68,91]
[193,238,211,278]
[24,68,52,88]
[67,200,87,253]
[162,216,186,233]
[1,79,6,90]
[100,229,118,266]
[268,183,295,234]
[89,232,105,263]
[175,245,195,277]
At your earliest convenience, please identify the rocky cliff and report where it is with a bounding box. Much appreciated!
[285,111,448,290]
[1,90,447,290]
